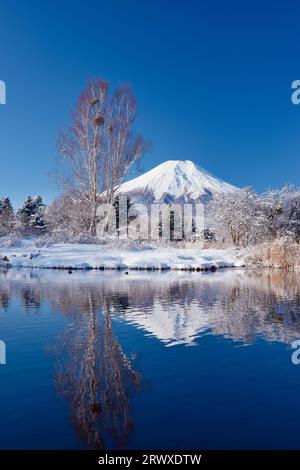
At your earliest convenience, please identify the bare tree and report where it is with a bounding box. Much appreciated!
[52,79,149,235]
[52,291,141,449]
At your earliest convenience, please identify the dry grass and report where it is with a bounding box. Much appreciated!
[246,238,300,268]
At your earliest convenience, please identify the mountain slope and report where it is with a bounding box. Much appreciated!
[118,160,237,204]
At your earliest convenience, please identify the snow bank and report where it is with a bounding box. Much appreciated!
[0,243,244,271]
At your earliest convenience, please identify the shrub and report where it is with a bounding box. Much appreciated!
[247,238,300,268]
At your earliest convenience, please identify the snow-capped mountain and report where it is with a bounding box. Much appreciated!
[118,160,237,204]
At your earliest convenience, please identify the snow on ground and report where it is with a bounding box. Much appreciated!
[0,243,244,271]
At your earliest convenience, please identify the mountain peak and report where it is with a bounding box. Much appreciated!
[118,159,237,204]
[152,159,196,171]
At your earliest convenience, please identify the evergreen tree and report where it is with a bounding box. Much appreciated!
[203,228,216,242]
[0,197,14,235]
[17,195,46,235]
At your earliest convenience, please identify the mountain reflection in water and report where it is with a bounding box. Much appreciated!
[1,268,300,449]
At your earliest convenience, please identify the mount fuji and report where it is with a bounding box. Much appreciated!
[118,160,238,204]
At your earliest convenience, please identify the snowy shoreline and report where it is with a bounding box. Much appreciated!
[0,243,244,271]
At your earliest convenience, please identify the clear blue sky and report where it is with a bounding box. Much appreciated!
[0,0,300,208]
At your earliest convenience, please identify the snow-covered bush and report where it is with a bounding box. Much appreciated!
[209,187,270,246]
[45,193,90,238]
[262,185,300,242]
[0,235,23,248]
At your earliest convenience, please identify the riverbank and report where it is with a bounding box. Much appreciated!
[0,243,244,271]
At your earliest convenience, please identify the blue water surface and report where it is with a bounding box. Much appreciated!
[0,268,299,450]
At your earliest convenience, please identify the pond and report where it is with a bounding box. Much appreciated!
[0,268,300,449]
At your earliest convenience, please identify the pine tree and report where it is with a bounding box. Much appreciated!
[17,195,46,236]
[0,197,14,235]
[30,195,46,233]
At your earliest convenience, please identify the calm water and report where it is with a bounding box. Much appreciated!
[0,268,300,449]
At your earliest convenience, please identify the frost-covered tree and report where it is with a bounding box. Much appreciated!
[261,185,300,242]
[0,197,14,235]
[16,195,46,236]
[209,188,271,246]
[52,79,149,236]
[46,193,90,237]
[209,185,300,247]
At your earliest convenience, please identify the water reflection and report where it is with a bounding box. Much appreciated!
[53,291,141,449]
[2,268,300,346]
[1,268,300,447]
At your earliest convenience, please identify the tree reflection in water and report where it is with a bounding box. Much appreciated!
[52,291,141,449]
[2,269,300,446]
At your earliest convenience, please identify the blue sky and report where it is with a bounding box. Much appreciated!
[0,0,300,207]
